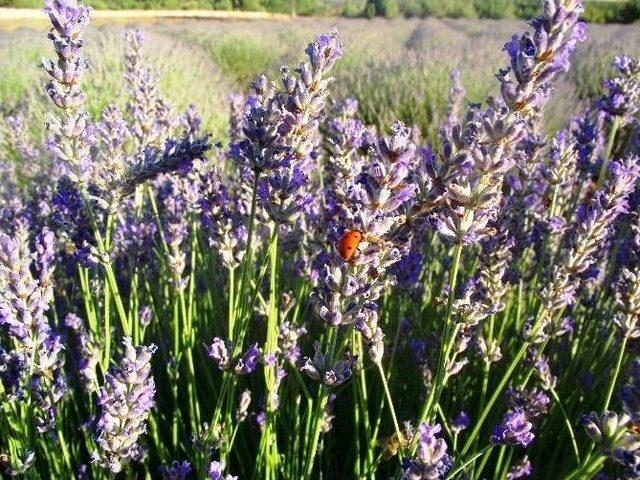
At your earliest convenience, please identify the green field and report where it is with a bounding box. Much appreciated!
[1,15,638,150]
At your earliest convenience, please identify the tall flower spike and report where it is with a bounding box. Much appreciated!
[43,0,95,184]
[417,0,586,245]
[312,121,417,331]
[597,55,639,121]
[115,136,211,200]
[92,337,157,474]
[64,313,99,391]
[442,68,466,138]
[0,227,66,432]
[540,157,640,329]
[257,30,343,224]
[124,29,175,149]
[95,105,130,196]
[615,211,640,339]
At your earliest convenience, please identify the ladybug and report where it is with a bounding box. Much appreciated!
[338,230,362,261]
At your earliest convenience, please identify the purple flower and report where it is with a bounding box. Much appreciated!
[305,29,343,72]
[64,313,99,391]
[235,389,252,422]
[228,93,247,143]
[415,1,586,249]
[443,68,465,137]
[52,176,99,268]
[234,343,260,375]
[597,55,639,119]
[208,460,238,480]
[278,321,307,363]
[354,306,385,363]
[540,157,640,327]
[95,105,130,192]
[255,31,343,224]
[506,387,550,420]
[299,341,355,387]
[181,104,202,140]
[491,410,535,447]
[402,423,452,479]
[207,337,230,370]
[0,227,66,430]
[43,0,94,184]
[92,337,157,473]
[507,456,532,479]
[159,461,192,480]
[124,29,175,148]
[451,411,470,434]
[44,0,91,38]
[116,136,211,200]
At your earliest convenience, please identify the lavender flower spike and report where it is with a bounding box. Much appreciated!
[0,227,66,432]
[598,55,639,121]
[43,0,95,184]
[115,135,212,200]
[540,157,640,326]
[92,337,157,474]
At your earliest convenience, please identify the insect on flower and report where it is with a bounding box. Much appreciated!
[338,230,362,261]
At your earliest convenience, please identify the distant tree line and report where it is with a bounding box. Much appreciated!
[358,0,640,23]
[2,0,639,22]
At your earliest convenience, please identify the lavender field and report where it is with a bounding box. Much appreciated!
[1,1,640,479]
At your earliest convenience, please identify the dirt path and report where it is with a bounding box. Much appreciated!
[0,7,292,30]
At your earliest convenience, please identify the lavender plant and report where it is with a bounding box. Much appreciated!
[1,0,640,479]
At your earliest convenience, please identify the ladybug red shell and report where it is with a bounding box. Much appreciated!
[338,230,362,261]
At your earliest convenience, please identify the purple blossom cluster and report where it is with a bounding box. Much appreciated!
[0,227,66,432]
[598,55,639,121]
[92,337,157,473]
[402,423,452,479]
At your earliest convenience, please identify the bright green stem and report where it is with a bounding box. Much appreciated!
[461,339,530,456]
[80,191,130,336]
[602,335,628,413]
[228,268,235,340]
[597,115,621,187]
[304,329,336,478]
[446,446,492,480]
[233,173,260,337]
[262,232,280,479]
[375,361,405,459]
[549,386,581,465]
[563,454,606,480]
[413,243,463,451]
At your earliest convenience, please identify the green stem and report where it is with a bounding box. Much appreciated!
[596,116,621,187]
[602,335,628,413]
[549,386,581,465]
[446,446,492,480]
[413,244,463,451]
[461,339,530,456]
[375,361,405,459]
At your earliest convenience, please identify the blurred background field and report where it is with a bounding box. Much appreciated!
[1,13,639,149]
[2,0,640,22]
